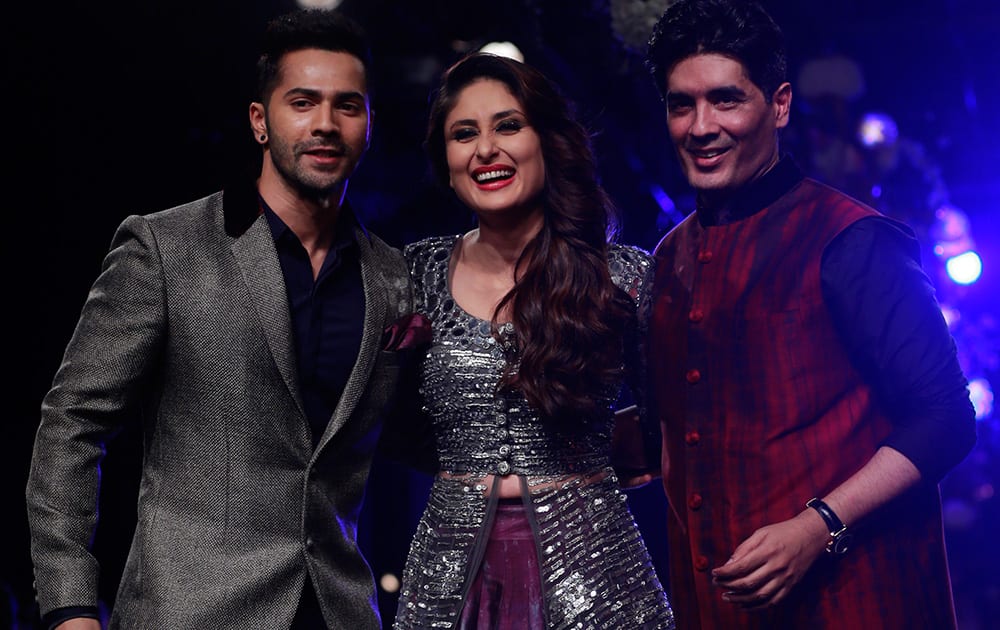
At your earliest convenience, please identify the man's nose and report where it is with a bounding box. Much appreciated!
[690,102,719,137]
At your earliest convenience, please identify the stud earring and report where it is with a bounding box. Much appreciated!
[259,134,267,142]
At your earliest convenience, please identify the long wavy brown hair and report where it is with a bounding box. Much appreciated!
[425,52,635,421]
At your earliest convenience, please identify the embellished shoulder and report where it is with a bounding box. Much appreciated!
[403,235,461,314]
[608,243,654,304]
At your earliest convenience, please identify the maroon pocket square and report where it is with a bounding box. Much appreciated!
[381,313,433,351]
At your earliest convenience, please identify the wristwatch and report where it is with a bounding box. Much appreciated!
[806,497,853,555]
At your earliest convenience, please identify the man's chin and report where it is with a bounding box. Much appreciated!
[296,177,347,201]
[687,175,732,193]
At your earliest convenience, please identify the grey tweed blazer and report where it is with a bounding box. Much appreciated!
[26,187,411,629]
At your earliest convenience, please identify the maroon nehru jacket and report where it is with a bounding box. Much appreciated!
[649,161,964,629]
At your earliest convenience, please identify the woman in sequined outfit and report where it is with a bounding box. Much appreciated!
[392,53,674,629]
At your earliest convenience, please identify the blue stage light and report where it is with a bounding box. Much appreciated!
[945,251,983,285]
[857,112,899,147]
[968,377,994,420]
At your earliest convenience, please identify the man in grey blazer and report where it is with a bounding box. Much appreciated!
[26,9,414,630]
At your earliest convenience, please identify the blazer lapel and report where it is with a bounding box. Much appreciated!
[231,214,307,418]
[316,226,388,450]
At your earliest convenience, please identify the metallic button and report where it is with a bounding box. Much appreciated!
[495,413,508,425]
[686,369,701,384]
[688,493,703,510]
[498,444,511,457]
[497,428,509,440]
[695,555,710,571]
[697,251,713,263]
[685,431,700,445]
[688,309,704,323]
[497,460,511,475]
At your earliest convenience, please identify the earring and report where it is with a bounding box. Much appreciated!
[259,134,267,142]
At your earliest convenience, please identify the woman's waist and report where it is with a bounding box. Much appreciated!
[436,450,610,477]
[435,466,617,499]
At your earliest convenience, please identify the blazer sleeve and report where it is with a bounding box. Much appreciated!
[26,214,167,616]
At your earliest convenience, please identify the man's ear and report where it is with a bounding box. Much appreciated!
[772,82,792,129]
[249,102,268,143]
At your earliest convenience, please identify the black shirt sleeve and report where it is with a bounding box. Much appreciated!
[821,216,977,482]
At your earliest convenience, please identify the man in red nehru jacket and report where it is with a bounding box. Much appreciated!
[642,1,977,628]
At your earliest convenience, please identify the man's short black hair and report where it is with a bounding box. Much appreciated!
[645,0,787,103]
[255,9,372,104]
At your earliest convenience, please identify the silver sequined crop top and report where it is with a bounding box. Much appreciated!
[404,235,654,478]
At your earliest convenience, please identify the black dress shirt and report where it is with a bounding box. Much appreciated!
[262,199,365,447]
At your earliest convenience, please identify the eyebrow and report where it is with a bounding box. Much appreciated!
[282,87,367,101]
[449,109,525,129]
[666,85,749,102]
[707,86,748,100]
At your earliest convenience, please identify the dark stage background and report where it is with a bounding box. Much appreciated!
[7,1,1000,628]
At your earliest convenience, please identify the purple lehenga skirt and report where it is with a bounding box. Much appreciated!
[458,499,545,629]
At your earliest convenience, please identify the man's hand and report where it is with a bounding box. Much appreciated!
[619,472,656,488]
[55,619,102,630]
[612,405,661,485]
[710,508,829,610]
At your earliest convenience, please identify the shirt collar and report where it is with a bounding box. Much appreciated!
[259,195,361,253]
[696,154,805,227]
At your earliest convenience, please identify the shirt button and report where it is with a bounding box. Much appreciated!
[697,251,713,263]
[685,431,700,445]
[695,555,710,571]
[686,369,701,384]
[498,444,511,456]
[497,460,511,475]
[688,493,703,509]
[688,309,704,323]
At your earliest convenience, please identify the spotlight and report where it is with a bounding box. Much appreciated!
[945,251,983,285]
[478,41,524,63]
[296,0,343,8]
[857,112,899,148]
[968,377,994,420]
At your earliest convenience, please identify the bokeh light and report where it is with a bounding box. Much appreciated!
[857,111,899,147]
[946,251,983,285]
[968,377,995,420]
[478,41,525,62]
